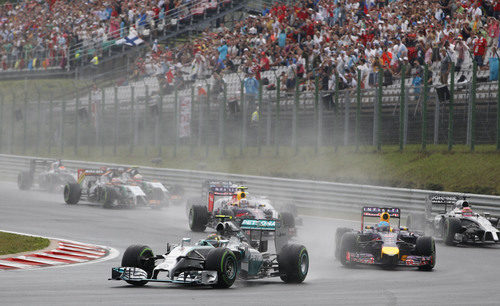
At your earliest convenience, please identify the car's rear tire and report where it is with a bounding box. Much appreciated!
[444,218,461,246]
[278,244,309,283]
[17,171,33,190]
[189,205,208,232]
[407,213,426,231]
[339,232,358,267]
[416,236,436,271]
[335,227,353,259]
[121,245,155,286]
[64,183,81,204]
[205,248,237,288]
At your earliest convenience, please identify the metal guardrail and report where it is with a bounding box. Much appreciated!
[1,153,499,216]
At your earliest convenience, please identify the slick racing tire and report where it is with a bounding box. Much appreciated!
[280,212,295,229]
[17,171,33,190]
[444,218,461,246]
[103,187,119,209]
[339,232,358,267]
[189,205,209,232]
[186,197,204,217]
[335,227,353,259]
[278,244,309,283]
[64,183,81,205]
[407,213,426,232]
[205,248,237,288]
[121,245,155,286]
[416,236,436,271]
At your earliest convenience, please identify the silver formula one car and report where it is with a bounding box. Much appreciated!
[17,159,76,192]
[110,219,308,288]
[407,194,500,245]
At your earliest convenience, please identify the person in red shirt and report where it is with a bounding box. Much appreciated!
[473,32,487,67]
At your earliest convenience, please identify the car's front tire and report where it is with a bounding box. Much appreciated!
[444,218,461,246]
[416,236,436,271]
[17,171,33,190]
[205,248,237,288]
[339,232,358,267]
[121,245,155,286]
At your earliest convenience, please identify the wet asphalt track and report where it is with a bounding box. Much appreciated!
[0,181,499,305]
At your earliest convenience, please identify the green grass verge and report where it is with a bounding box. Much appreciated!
[13,143,500,195]
[0,231,50,255]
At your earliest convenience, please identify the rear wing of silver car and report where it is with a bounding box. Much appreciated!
[425,194,461,217]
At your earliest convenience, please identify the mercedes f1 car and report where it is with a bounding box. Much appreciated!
[335,207,436,270]
[187,180,296,233]
[407,194,500,245]
[17,159,76,192]
[110,218,308,288]
[63,168,148,208]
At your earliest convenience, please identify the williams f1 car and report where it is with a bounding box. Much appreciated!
[335,207,436,270]
[407,194,500,245]
[17,159,76,192]
[187,180,296,233]
[110,218,308,288]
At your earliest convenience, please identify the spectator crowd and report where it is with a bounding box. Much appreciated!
[1,0,500,96]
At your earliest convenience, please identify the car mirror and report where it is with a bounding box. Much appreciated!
[484,212,490,218]
[166,243,171,254]
[181,237,191,247]
[365,225,373,229]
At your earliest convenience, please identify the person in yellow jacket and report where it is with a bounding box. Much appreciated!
[90,53,99,66]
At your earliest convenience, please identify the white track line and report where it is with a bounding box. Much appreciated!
[16,256,61,265]
[0,260,32,269]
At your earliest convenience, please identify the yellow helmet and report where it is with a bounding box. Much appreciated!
[236,190,247,201]
[380,212,390,222]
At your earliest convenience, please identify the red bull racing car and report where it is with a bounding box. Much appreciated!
[335,207,436,270]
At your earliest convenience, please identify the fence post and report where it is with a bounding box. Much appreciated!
[497,59,500,150]
[399,65,405,151]
[356,70,361,151]
[174,86,178,157]
[448,63,455,151]
[334,71,339,150]
[275,78,281,156]
[190,85,195,156]
[258,78,263,156]
[10,92,15,154]
[144,85,149,157]
[404,85,409,145]
[377,68,383,151]
[343,90,350,146]
[0,95,3,152]
[60,100,66,155]
[240,80,245,156]
[266,91,271,146]
[75,88,80,155]
[422,64,429,151]
[113,86,118,156]
[314,76,320,153]
[23,91,27,154]
[293,73,299,155]
[101,88,105,156]
[36,90,41,155]
[470,61,477,152]
[205,83,210,158]
[129,86,135,155]
[158,91,163,157]
[49,93,53,155]
[221,83,227,157]
[433,91,440,145]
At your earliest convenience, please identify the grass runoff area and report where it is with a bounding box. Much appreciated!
[0,231,50,256]
[26,143,500,195]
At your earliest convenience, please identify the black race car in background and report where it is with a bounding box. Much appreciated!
[335,207,435,270]
[17,159,76,192]
[407,194,500,245]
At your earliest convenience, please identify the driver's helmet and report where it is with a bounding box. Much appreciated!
[58,166,66,170]
[462,207,473,216]
[111,178,121,184]
[376,221,391,232]
[205,234,222,247]
[239,198,249,208]
[455,200,470,210]
[236,190,247,201]
[133,174,143,181]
